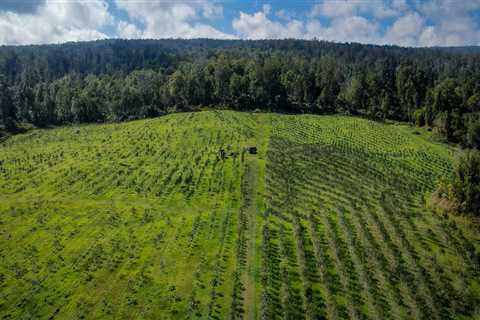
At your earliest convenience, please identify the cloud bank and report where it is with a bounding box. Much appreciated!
[232,0,480,46]
[0,0,479,47]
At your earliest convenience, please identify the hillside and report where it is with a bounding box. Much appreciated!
[0,111,479,319]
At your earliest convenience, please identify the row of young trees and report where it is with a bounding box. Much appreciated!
[0,39,479,148]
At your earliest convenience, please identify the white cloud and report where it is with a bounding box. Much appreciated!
[418,26,438,46]
[233,1,480,47]
[384,12,424,46]
[414,0,480,46]
[0,0,112,45]
[233,5,380,43]
[329,16,380,43]
[392,0,409,11]
[380,0,480,47]
[232,7,305,39]
[263,4,272,15]
[312,1,356,17]
[116,21,142,39]
[115,0,235,39]
[275,9,293,20]
[306,16,380,43]
[311,0,403,19]
[201,2,223,19]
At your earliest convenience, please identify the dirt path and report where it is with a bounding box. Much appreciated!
[242,114,271,320]
[242,157,258,320]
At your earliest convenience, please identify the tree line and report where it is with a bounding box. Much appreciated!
[0,39,479,148]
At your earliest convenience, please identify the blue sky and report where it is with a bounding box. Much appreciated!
[0,0,479,47]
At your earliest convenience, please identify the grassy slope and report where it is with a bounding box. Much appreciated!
[0,111,478,320]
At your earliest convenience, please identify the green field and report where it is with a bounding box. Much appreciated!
[0,111,478,319]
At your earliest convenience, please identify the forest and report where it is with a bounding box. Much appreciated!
[0,39,479,148]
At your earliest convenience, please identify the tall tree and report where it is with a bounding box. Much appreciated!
[452,151,480,216]
[0,75,16,130]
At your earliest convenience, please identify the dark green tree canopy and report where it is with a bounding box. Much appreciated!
[0,39,479,148]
